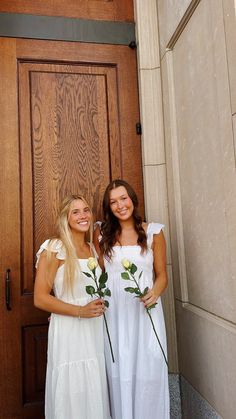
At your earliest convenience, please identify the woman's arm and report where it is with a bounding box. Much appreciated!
[34,250,105,318]
[141,230,168,308]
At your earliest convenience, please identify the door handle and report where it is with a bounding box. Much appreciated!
[5,268,11,311]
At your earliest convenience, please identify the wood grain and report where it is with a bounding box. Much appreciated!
[0,0,134,22]
[16,39,144,216]
[19,62,116,283]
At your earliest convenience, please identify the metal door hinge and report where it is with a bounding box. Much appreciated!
[129,40,137,49]
[136,122,142,135]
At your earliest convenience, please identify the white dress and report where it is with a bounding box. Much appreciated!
[103,223,170,419]
[36,239,111,419]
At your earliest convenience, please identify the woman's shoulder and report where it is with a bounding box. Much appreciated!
[147,222,164,235]
[146,222,165,247]
[35,238,66,267]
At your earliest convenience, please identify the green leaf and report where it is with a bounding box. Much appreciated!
[99,283,106,289]
[104,300,109,308]
[121,272,130,280]
[134,288,141,295]
[83,272,92,278]
[99,272,108,284]
[86,285,96,295]
[138,271,143,279]
[143,286,149,296]
[130,263,137,274]
[124,287,136,293]
[104,288,111,297]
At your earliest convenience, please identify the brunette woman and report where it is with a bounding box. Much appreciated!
[94,180,170,419]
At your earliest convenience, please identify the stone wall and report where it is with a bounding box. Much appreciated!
[159,0,236,417]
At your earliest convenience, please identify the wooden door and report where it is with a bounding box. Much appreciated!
[0,37,143,418]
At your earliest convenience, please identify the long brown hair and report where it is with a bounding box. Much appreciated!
[100,179,147,259]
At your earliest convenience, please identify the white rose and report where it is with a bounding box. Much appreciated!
[87,257,98,271]
[122,258,131,270]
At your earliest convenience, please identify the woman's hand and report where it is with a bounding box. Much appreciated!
[79,299,105,318]
[141,288,159,308]
[141,231,168,309]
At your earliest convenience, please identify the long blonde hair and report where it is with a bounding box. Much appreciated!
[49,194,93,293]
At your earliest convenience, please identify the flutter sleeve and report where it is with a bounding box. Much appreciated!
[35,238,66,268]
[147,222,165,247]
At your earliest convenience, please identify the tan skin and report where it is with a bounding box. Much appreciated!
[94,186,168,308]
[34,199,105,318]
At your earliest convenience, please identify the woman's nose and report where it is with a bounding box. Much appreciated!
[78,213,86,219]
[117,200,123,208]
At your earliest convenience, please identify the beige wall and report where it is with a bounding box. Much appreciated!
[134,0,236,413]
[134,0,179,373]
[159,0,236,417]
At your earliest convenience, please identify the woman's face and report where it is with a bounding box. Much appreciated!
[68,199,91,233]
[109,186,134,221]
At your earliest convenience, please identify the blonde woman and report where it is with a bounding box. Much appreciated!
[34,195,111,419]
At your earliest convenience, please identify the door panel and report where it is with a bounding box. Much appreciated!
[19,61,119,291]
[0,37,143,418]
[23,325,48,404]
